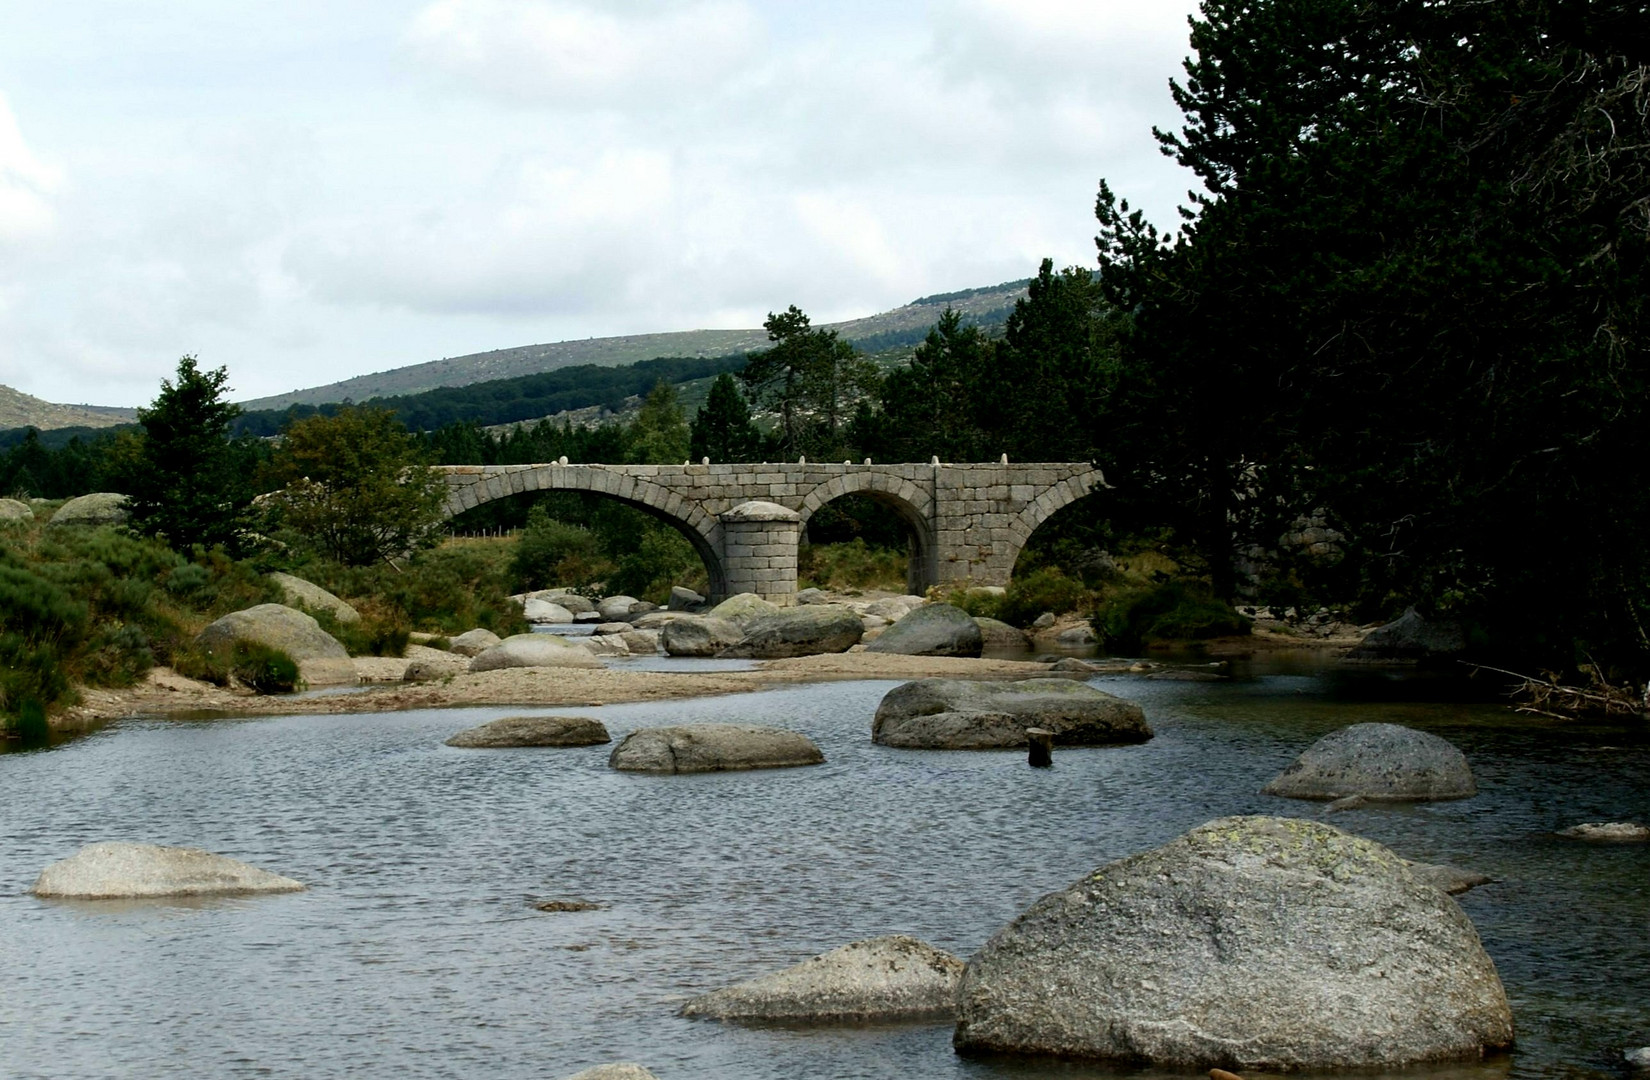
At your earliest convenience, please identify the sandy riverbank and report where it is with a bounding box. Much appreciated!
[55,651,1070,728]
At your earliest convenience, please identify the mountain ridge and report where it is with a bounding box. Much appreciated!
[0,385,138,433]
[238,280,1027,412]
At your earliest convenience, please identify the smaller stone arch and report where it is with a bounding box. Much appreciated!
[797,470,938,595]
[439,464,729,599]
[1001,467,1109,582]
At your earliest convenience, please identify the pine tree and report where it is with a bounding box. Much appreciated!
[689,373,762,463]
[124,356,252,551]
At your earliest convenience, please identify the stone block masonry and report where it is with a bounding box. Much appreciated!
[438,461,1107,604]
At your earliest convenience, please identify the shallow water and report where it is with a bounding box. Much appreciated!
[1,664,1646,1079]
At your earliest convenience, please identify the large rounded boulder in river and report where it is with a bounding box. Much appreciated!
[660,616,743,657]
[873,678,1150,750]
[681,935,964,1023]
[559,1066,659,1080]
[953,816,1513,1070]
[32,842,305,899]
[448,628,503,657]
[608,723,823,774]
[1263,722,1476,801]
[445,715,610,748]
[469,634,602,671]
[718,605,864,658]
[195,603,357,686]
[865,603,983,657]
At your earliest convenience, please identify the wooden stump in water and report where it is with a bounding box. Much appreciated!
[1026,728,1054,768]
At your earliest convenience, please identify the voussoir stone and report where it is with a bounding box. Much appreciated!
[470,634,602,671]
[718,605,864,658]
[706,592,782,628]
[865,603,983,657]
[681,935,965,1023]
[267,572,360,624]
[873,678,1151,750]
[47,491,128,527]
[559,1066,659,1080]
[448,628,502,657]
[32,842,305,899]
[0,497,34,522]
[195,603,356,686]
[608,723,823,774]
[445,715,610,748]
[953,816,1514,1070]
[661,616,744,657]
[1262,722,1475,801]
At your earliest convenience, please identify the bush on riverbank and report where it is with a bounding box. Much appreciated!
[1093,580,1251,651]
[173,639,302,693]
[799,539,907,592]
[0,522,281,728]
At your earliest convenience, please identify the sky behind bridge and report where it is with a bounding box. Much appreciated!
[0,0,1200,407]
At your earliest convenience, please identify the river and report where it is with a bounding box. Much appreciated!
[1,659,1645,1079]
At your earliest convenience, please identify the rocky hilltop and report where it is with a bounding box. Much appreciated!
[0,385,137,432]
[239,281,1027,412]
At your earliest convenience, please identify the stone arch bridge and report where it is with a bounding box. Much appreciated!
[437,461,1106,604]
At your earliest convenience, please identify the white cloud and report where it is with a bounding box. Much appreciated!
[0,92,60,240]
[406,0,762,106]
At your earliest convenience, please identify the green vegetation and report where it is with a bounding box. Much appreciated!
[260,407,448,567]
[1092,581,1252,653]
[798,539,907,592]
[741,306,878,459]
[492,494,705,604]
[174,639,301,694]
[125,357,261,552]
[689,373,762,463]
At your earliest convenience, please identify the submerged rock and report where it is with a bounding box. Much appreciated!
[660,616,743,657]
[268,572,360,624]
[873,678,1150,750]
[32,842,305,899]
[953,816,1514,1070]
[1558,821,1650,842]
[681,935,964,1023]
[608,724,823,774]
[1405,860,1494,896]
[1627,1047,1650,1069]
[865,603,983,657]
[195,603,356,686]
[718,605,864,658]
[1262,723,1476,801]
[445,715,610,748]
[559,1066,660,1080]
[1345,606,1465,661]
[448,628,503,657]
[469,634,602,672]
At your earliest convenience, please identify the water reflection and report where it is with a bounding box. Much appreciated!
[0,665,1644,1079]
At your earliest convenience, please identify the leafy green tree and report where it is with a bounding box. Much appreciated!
[627,380,691,465]
[124,357,255,551]
[264,407,447,566]
[1095,0,1650,671]
[740,305,877,458]
[689,373,763,463]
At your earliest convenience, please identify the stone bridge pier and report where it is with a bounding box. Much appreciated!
[437,460,1107,604]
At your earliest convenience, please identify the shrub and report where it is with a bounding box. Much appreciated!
[998,567,1092,627]
[946,588,1004,620]
[174,640,302,693]
[798,539,907,592]
[511,506,611,591]
[1093,580,1252,650]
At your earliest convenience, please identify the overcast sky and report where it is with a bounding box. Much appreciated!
[0,0,1202,408]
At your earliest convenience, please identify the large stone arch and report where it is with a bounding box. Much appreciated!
[1001,467,1109,582]
[797,470,937,594]
[442,465,729,599]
